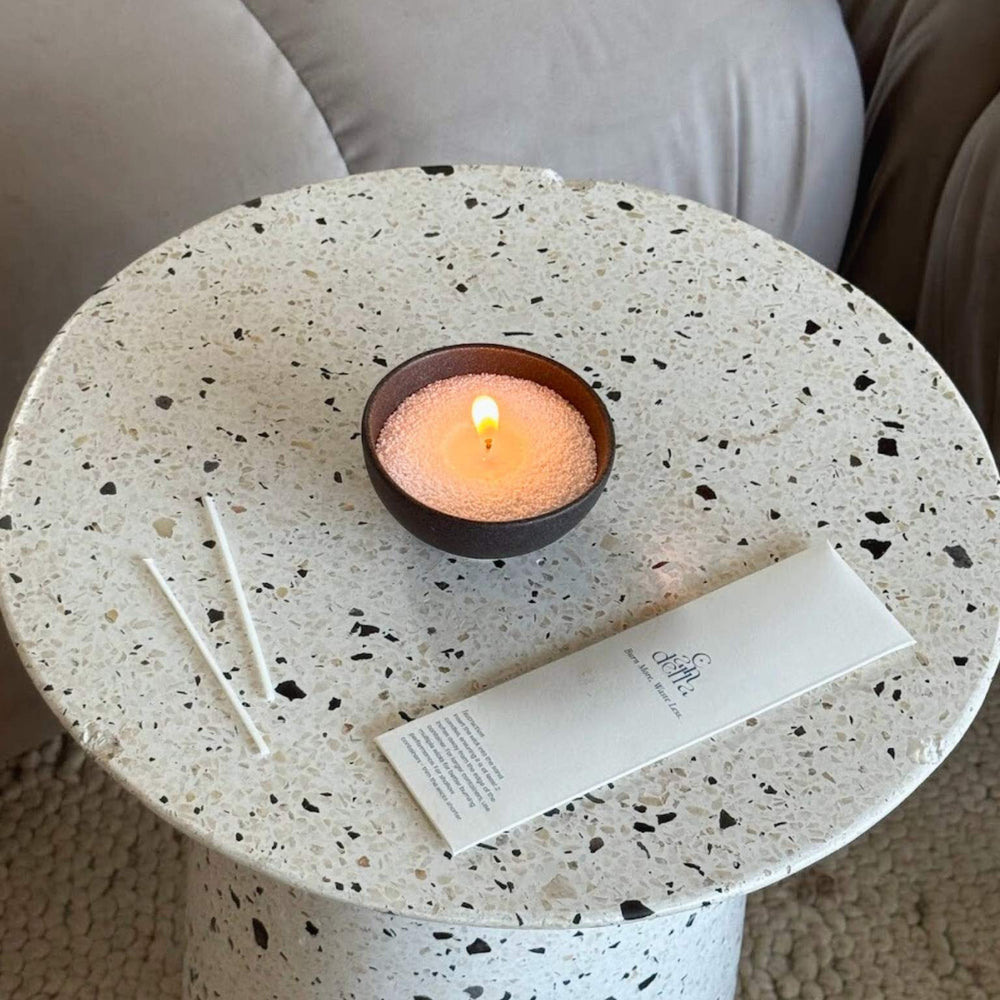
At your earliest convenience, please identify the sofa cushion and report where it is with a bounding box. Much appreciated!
[244,0,863,268]
[917,92,1000,448]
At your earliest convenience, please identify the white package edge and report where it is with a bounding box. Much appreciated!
[377,543,915,853]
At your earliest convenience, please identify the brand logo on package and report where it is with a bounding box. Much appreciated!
[652,651,711,696]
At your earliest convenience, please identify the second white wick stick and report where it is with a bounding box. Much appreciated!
[204,494,275,702]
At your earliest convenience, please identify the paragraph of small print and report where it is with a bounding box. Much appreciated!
[401,710,505,821]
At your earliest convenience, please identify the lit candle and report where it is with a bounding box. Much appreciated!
[472,395,499,451]
[374,373,597,522]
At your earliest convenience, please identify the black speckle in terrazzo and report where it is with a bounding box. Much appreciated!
[719,809,738,830]
[501,330,533,337]
[99,482,116,496]
[861,538,892,560]
[617,200,634,211]
[275,680,307,700]
[466,938,491,954]
[0,515,11,530]
[607,390,621,402]
[954,656,969,665]
[465,197,478,208]
[328,696,341,711]
[620,899,654,920]
[696,484,717,501]
[302,798,319,813]
[804,320,821,335]
[878,437,898,456]
[242,196,261,208]
[203,460,220,473]
[854,375,875,391]
[589,837,604,853]
[251,223,265,234]
[207,608,225,624]
[865,511,890,524]
[638,973,658,990]
[421,164,455,176]
[251,917,268,949]
[155,395,174,410]
[850,454,862,467]
[634,821,655,833]
[945,545,973,568]
[769,509,781,520]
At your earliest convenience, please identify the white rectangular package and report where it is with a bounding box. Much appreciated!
[377,543,914,853]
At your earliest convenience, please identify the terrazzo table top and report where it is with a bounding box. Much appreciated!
[2,165,998,929]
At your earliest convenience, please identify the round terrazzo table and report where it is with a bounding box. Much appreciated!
[1,165,999,1000]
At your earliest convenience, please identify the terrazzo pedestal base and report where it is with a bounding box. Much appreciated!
[183,845,745,1000]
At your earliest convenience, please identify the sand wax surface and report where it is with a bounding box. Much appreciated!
[374,373,598,521]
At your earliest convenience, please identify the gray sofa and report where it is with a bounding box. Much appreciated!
[1,0,996,761]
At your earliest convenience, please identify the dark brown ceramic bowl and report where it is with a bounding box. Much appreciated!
[361,343,615,558]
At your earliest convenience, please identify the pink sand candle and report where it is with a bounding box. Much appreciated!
[374,373,597,521]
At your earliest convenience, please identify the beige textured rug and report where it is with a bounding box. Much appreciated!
[2,687,998,1000]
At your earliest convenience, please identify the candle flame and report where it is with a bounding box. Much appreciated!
[472,395,499,450]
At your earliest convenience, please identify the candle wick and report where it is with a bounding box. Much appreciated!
[484,437,493,452]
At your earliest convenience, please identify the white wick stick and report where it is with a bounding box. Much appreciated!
[203,494,275,702]
[142,557,270,757]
